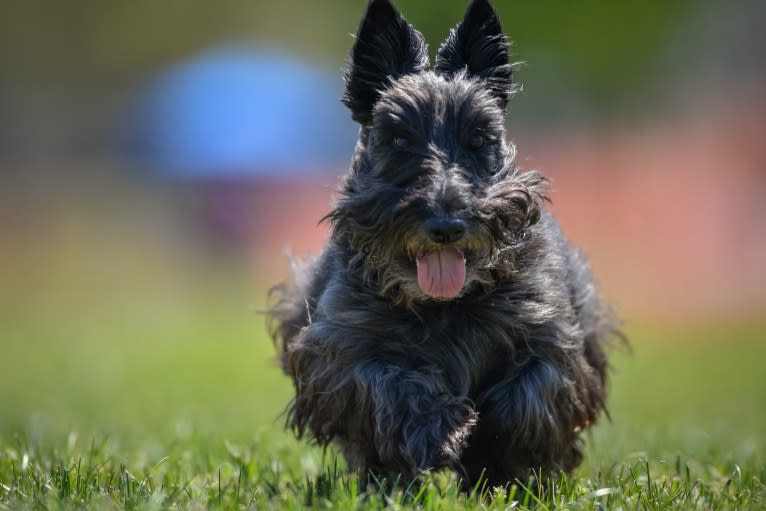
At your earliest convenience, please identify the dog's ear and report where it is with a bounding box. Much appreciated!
[342,0,430,124]
[435,0,514,110]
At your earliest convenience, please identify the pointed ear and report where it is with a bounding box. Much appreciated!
[435,0,515,110]
[342,0,430,124]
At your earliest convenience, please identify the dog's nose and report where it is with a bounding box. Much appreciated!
[426,217,466,244]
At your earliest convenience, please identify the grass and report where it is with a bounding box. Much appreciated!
[1,194,764,509]
[1,432,762,510]
[2,303,764,510]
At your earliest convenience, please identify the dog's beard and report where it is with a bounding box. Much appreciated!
[330,168,548,305]
[367,227,501,304]
[334,207,527,305]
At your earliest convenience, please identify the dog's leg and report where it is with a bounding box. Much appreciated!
[284,328,477,481]
[362,364,477,481]
[461,355,602,487]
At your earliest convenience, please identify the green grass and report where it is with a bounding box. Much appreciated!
[2,309,763,510]
[1,214,764,509]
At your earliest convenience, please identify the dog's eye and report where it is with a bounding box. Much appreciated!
[393,136,409,149]
[469,132,485,150]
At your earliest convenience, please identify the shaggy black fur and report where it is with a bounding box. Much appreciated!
[269,0,619,488]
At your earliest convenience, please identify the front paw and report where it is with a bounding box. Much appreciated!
[382,396,477,476]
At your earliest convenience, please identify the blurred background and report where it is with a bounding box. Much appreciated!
[0,0,764,463]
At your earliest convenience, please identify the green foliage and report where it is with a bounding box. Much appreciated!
[0,0,693,109]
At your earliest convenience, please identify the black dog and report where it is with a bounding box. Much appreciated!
[270,0,618,488]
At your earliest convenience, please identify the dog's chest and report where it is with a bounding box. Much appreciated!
[407,306,515,393]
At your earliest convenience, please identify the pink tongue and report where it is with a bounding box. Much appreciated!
[416,247,467,299]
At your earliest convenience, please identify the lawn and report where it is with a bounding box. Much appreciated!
[0,216,764,510]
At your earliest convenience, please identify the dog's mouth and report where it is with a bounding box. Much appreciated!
[415,247,466,300]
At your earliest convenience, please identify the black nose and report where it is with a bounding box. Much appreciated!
[426,217,466,244]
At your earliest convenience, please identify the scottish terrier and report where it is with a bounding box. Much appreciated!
[270,0,618,488]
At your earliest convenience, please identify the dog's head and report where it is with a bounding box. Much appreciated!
[330,0,548,305]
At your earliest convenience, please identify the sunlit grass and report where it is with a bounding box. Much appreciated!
[2,294,763,509]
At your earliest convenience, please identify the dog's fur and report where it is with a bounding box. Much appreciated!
[269,0,618,488]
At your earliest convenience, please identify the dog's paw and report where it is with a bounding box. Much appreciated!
[396,396,478,475]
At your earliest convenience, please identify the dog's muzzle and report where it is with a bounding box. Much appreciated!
[416,217,468,299]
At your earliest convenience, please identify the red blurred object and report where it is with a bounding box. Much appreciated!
[247,89,766,321]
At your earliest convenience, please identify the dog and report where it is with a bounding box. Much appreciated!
[269,0,618,488]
